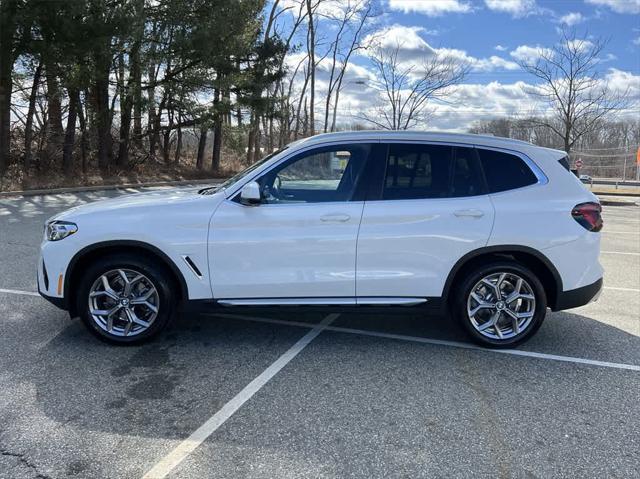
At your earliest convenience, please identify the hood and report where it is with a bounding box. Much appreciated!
[52,186,224,222]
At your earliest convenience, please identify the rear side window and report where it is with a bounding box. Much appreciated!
[382,144,484,200]
[477,148,538,193]
[558,156,571,172]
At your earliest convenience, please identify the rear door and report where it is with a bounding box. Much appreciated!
[356,142,495,300]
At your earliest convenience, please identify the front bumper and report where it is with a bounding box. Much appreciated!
[38,288,67,310]
[37,265,67,310]
[553,277,603,311]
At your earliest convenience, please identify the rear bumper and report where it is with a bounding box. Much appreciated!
[552,277,603,311]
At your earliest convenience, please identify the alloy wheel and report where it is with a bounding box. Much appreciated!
[466,272,536,341]
[88,268,160,337]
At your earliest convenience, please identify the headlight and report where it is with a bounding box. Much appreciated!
[45,221,78,241]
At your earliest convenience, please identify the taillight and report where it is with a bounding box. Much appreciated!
[572,202,603,232]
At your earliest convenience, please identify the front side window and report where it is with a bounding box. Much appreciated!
[382,144,484,200]
[477,148,538,193]
[256,144,371,204]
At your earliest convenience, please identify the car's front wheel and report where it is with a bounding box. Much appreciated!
[454,261,547,348]
[76,254,175,344]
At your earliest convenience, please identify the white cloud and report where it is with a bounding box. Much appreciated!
[484,0,539,17]
[585,0,640,14]
[438,48,520,71]
[494,45,508,51]
[559,12,585,26]
[303,66,640,131]
[363,24,436,55]
[604,68,640,98]
[363,25,518,72]
[510,45,554,63]
[633,36,640,46]
[388,0,472,16]
[567,38,595,52]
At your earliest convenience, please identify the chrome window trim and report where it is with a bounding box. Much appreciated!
[225,137,548,201]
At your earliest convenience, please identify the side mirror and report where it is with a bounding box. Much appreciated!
[240,181,262,205]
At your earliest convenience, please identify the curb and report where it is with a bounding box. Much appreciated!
[0,178,223,198]
[599,198,638,207]
[590,190,640,198]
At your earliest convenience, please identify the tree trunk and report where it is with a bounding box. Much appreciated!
[246,113,255,164]
[94,48,113,170]
[62,87,78,175]
[45,62,64,164]
[211,87,223,172]
[131,1,144,147]
[132,51,142,147]
[162,97,173,164]
[77,90,88,174]
[196,128,207,170]
[148,63,158,159]
[116,90,132,168]
[306,0,315,136]
[252,124,261,163]
[0,0,18,174]
[211,121,222,171]
[174,122,182,165]
[24,59,43,171]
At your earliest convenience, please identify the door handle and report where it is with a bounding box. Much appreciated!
[454,209,484,218]
[320,214,351,222]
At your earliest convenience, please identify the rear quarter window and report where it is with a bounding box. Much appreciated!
[477,148,538,193]
[558,156,571,171]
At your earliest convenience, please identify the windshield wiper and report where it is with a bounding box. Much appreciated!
[198,185,221,195]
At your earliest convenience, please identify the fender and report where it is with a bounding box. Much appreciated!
[64,240,190,309]
[441,245,563,305]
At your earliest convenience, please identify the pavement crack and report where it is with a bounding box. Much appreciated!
[1,447,55,479]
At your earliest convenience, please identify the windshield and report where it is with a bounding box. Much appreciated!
[198,147,288,195]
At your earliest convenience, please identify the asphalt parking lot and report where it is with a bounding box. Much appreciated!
[0,188,638,479]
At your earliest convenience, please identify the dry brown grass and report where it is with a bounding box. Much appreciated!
[0,147,245,193]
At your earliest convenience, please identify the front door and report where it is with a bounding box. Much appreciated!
[209,143,373,301]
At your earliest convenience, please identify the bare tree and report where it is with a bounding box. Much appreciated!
[518,29,628,154]
[358,43,468,130]
[321,0,375,133]
[305,0,317,136]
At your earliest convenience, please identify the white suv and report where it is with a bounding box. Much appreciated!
[38,131,604,347]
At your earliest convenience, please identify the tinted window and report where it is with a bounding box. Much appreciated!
[477,148,538,193]
[256,144,370,204]
[558,156,571,172]
[382,144,484,200]
[451,147,485,198]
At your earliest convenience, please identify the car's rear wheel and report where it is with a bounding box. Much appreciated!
[76,254,175,344]
[454,261,547,348]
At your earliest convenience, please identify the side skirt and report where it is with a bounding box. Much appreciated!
[180,297,446,315]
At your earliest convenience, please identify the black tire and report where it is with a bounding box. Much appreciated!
[76,253,176,345]
[453,260,547,348]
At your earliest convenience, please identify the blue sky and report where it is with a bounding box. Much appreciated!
[281,0,640,131]
[382,0,639,77]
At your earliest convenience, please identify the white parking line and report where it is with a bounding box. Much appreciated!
[601,251,640,256]
[602,231,640,235]
[0,288,40,297]
[605,286,640,293]
[216,314,640,373]
[141,313,339,479]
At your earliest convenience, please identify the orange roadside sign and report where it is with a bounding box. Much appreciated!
[637,146,640,165]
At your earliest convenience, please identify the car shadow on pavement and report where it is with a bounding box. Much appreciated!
[28,307,640,441]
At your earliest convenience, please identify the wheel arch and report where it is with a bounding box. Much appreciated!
[442,245,563,310]
[65,240,189,316]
